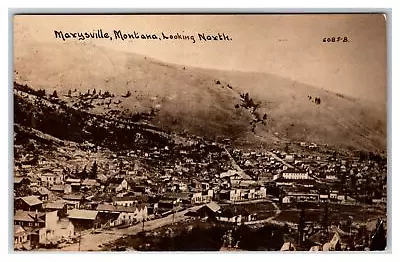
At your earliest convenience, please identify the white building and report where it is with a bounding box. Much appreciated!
[282,171,309,180]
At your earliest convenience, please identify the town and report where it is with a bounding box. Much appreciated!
[13,131,387,251]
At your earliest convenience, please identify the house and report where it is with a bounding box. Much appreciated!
[13,210,68,247]
[161,192,191,206]
[107,178,129,193]
[191,190,214,204]
[43,201,67,218]
[35,187,50,201]
[65,178,81,184]
[40,210,74,242]
[65,178,81,192]
[50,184,72,194]
[220,170,242,180]
[132,185,151,195]
[319,194,329,202]
[81,179,100,190]
[282,196,291,204]
[62,194,85,209]
[67,209,99,231]
[337,195,346,202]
[243,186,266,200]
[219,189,242,202]
[112,195,137,207]
[191,192,203,204]
[283,193,319,203]
[326,174,338,181]
[285,155,295,163]
[216,206,256,224]
[15,196,43,211]
[195,202,221,218]
[40,173,62,187]
[14,210,46,229]
[14,225,30,250]
[281,170,309,180]
[52,219,74,241]
[14,177,31,190]
[96,203,148,226]
[171,182,188,192]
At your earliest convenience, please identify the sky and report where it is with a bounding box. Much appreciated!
[13,14,387,103]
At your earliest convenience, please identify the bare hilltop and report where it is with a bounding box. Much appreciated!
[14,41,386,153]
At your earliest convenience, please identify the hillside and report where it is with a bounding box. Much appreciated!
[13,41,386,153]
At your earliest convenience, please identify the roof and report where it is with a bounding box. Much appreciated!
[97,203,145,213]
[50,185,66,191]
[43,201,65,210]
[206,202,221,213]
[282,169,307,174]
[82,179,99,187]
[112,195,139,202]
[63,194,84,201]
[19,196,43,206]
[66,178,81,183]
[41,173,57,177]
[14,225,25,235]
[14,210,45,223]
[162,192,191,200]
[68,209,98,220]
[14,177,29,184]
[37,187,50,195]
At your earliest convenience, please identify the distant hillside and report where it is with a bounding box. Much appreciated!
[13,41,386,153]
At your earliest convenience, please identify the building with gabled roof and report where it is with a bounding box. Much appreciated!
[15,196,43,211]
[67,209,99,231]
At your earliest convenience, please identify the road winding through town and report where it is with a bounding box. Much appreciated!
[60,206,200,251]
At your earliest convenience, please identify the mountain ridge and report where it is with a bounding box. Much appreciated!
[13,41,387,153]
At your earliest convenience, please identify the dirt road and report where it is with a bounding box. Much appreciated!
[60,206,200,251]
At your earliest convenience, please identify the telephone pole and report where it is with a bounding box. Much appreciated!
[78,230,81,251]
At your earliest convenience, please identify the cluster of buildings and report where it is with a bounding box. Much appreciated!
[13,139,387,251]
[231,145,387,206]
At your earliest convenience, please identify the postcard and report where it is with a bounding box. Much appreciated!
[12,13,388,252]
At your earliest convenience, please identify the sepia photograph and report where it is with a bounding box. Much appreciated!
[12,13,388,252]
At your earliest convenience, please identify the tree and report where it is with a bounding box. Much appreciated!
[298,208,306,245]
[52,90,58,98]
[90,161,98,179]
[80,165,88,179]
[370,219,386,251]
[263,113,267,120]
[322,202,329,233]
[68,89,72,97]
[122,90,131,98]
